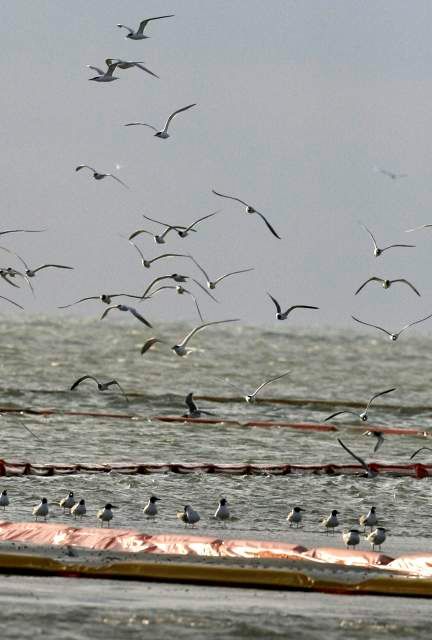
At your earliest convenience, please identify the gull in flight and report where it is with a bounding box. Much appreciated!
[183,392,214,418]
[125,103,196,139]
[139,212,218,239]
[267,293,319,320]
[355,277,420,296]
[145,284,204,321]
[218,370,290,403]
[58,293,143,309]
[128,242,190,269]
[75,165,129,189]
[142,274,218,302]
[324,387,396,422]
[337,438,378,478]
[117,15,174,40]
[360,224,415,257]
[190,256,254,290]
[0,247,73,283]
[405,224,432,233]
[352,314,432,341]
[363,430,385,453]
[87,60,119,82]
[70,375,129,403]
[105,58,159,79]
[374,166,407,180]
[100,304,152,327]
[141,319,240,357]
[212,189,280,239]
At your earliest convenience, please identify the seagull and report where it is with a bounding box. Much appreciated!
[75,165,129,189]
[0,295,24,310]
[183,392,214,418]
[214,498,230,521]
[367,527,387,551]
[33,497,49,521]
[125,103,196,139]
[140,319,240,357]
[100,304,152,327]
[117,15,174,40]
[177,505,200,525]
[105,58,159,78]
[145,285,204,321]
[87,60,119,82]
[218,370,290,403]
[374,166,407,180]
[342,529,361,549]
[58,293,143,309]
[337,438,378,478]
[190,256,254,290]
[324,388,396,423]
[0,490,9,511]
[141,275,192,298]
[128,226,176,245]
[405,224,432,233]
[128,243,190,269]
[359,506,378,532]
[286,506,304,528]
[212,189,280,239]
[321,509,339,534]
[70,375,128,403]
[409,447,432,460]
[355,277,420,296]
[143,496,160,516]
[352,314,432,341]
[97,503,117,527]
[71,499,86,519]
[60,491,76,513]
[267,294,319,320]
[0,247,73,280]
[137,212,218,239]
[362,430,385,453]
[360,224,415,257]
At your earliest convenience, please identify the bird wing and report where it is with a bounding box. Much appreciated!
[351,316,392,337]
[267,293,281,314]
[0,246,29,270]
[338,438,369,471]
[254,211,281,239]
[373,433,384,453]
[324,410,359,422]
[188,292,204,322]
[366,387,396,411]
[151,253,189,265]
[100,306,117,320]
[108,174,129,189]
[70,375,98,390]
[354,277,383,295]
[86,65,104,75]
[117,24,134,34]
[360,223,378,250]
[409,446,432,460]
[381,244,415,252]
[133,63,160,79]
[141,337,162,355]
[405,224,432,233]
[183,211,219,233]
[124,122,159,132]
[32,264,73,273]
[164,103,196,131]
[252,371,290,398]
[191,278,219,302]
[213,268,254,286]
[75,165,95,173]
[284,305,319,316]
[185,393,198,413]
[138,15,175,33]
[128,229,154,241]
[0,228,46,236]
[145,285,176,299]
[142,275,172,298]
[0,295,24,310]
[0,273,20,288]
[127,307,153,328]
[212,189,248,207]
[58,296,99,309]
[107,380,129,403]
[190,256,211,284]
[215,376,245,395]
[177,319,239,348]
[399,312,432,335]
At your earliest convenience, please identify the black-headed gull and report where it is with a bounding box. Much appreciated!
[183,392,214,418]
[143,496,160,516]
[367,527,387,550]
[218,370,290,403]
[76,165,129,188]
[214,498,230,521]
[359,506,378,532]
[267,293,319,320]
[361,224,414,257]
[60,492,76,513]
[128,242,190,269]
[342,529,360,548]
[58,293,143,308]
[321,510,339,534]
[125,103,196,139]
[117,15,174,40]
[33,498,49,521]
[191,256,253,290]
[97,503,117,527]
[212,189,280,239]
[355,277,420,296]
[286,506,304,528]
[177,505,200,525]
[324,387,396,422]
[141,319,240,357]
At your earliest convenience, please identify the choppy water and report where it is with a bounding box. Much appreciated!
[1,315,432,638]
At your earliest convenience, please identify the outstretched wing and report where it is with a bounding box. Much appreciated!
[164,103,197,131]
[214,268,254,286]
[178,319,240,348]
[267,292,281,314]
[410,446,432,460]
[212,189,248,207]
[285,305,319,316]
[399,312,432,335]
[354,277,383,295]
[324,410,359,422]
[75,165,96,173]
[254,211,281,239]
[58,296,99,309]
[390,279,420,296]
[128,306,153,328]
[117,24,134,34]
[252,371,290,398]
[70,375,98,391]
[100,306,117,320]
[183,210,219,233]
[337,438,369,471]
[108,174,129,189]
[0,295,24,310]
[141,337,163,355]
[124,122,159,132]
[351,316,392,337]
[381,243,415,252]
[32,264,73,274]
[138,15,175,33]
[366,387,396,411]
[360,223,378,250]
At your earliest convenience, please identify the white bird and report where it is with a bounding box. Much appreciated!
[100,304,152,327]
[212,189,280,239]
[128,243,190,269]
[33,497,49,521]
[59,293,143,309]
[145,319,240,357]
[337,439,378,478]
[286,506,304,528]
[321,509,339,534]
[117,15,174,40]
[367,527,387,551]
[359,506,378,532]
[70,375,129,403]
[183,392,214,418]
[177,505,200,525]
[360,224,415,257]
[87,60,119,82]
[214,498,230,521]
[59,491,75,513]
[405,224,432,233]
[97,503,117,527]
[125,103,196,139]
[75,165,129,189]
[143,495,160,516]
[267,293,319,320]
[374,166,407,180]
[218,370,290,403]
[352,314,432,341]
[71,499,86,519]
[342,529,360,549]
[105,58,159,78]
[355,277,420,296]
[0,490,9,511]
[190,256,254,290]
[324,388,396,423]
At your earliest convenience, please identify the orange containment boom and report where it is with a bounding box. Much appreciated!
[0,521,432,596]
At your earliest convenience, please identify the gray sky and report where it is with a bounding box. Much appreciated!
[2,0,432,330]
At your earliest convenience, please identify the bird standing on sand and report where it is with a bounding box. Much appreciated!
[321,509,339,534]
[143,496,160,516]
[214,498,230,521]
[177,505,200,525]
[342,529,360,549]
[33,498,49,521]
[97,503,117,527]
[359,506,378,533]
[287,506,304,528]
[367,527,387,551]
[71,499,86,519]
[60,491,75,513]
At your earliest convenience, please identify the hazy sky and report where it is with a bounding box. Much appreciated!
[3,1,432,330]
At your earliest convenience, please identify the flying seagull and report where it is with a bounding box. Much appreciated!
[58,293,143,308]
[190,256,254,290]
[218,371,290,403]
[324,387,396,422]
[128,242,190,269]
[105,58,159,78]
[125,103,196,139]
[267,293,319,320]
[212,189,280,239]
[338,438,378,478]
[75,165,129,189]
[362,430,385,453]
[145,284,204,321]
[373,166,407,180]
[117,15,174,40]
[355,277,420,296]
[360,224,414,257]
[352,314,432,341]
[87,60,119,82]
[70,375,128,403]
[0,247,73,280]
[100,304,152,327]
[140,212,218,239]
[142,274,217,302]
[405,224,432,233]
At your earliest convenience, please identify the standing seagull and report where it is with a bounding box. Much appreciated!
[352,314,432,341]
[367,527,387,550]
[87,60,119,82]
[33,498,49,521]
[97,503,117,527]
[360,224,414,257]
[70,375,129,403]
[125,103,196,139]
[355,277,420,296]
[359,506,378,533]
[342,529,361,549]
[143,496,160,516]
[75,165,129,189]
[71,499,86,519]
[212,189,280,239]
[267,293,319,320]
[100,304,152,327]
[324,388,396,423]
[105,58,159,78]
[287,506,304,528]
[218,370,290,403]
[60,492,76,513]
[321,509,339,534]
[177,505,200,525]
[0,490,9,511]
[117,15,174,40]
[191,256,254,290]
[214,498,230,521]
